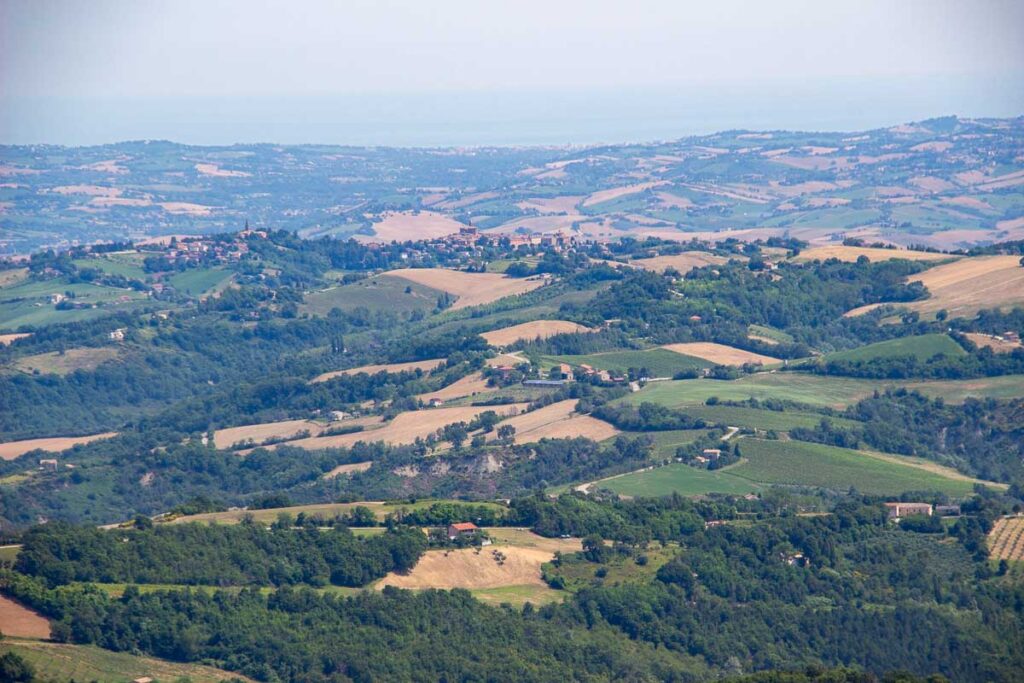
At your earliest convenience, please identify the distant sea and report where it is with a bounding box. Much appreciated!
[3,75,1023,147]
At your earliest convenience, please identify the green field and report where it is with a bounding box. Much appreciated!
[0,639,248,682]
[0,277,148,330]
[728,439,979,497]
[72,253,147,279]
[681,405,863,432]
[630,428,716,459]
[621,374,882,408]
[904,375,1024,402]
[823,334,966,363]
[541,348,710,377]
[748,324,793,344]
[302,275,445,316]
[600,463,760,497]
[168,267,233,296]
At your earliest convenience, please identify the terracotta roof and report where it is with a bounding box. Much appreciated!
[450,522,478,531]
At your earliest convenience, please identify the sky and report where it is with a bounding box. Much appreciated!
[1,0,1023,146]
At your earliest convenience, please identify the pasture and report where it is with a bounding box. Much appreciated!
[727,439,980,496]
[385,268,546,310]
[598,464,759,497]
[0,432,118,460]
[822,334,965,363]
[312,357,445,383]
[661,342,780,366]
[168,267,232,296]
[302,276,443,317]
[170,499,507,525]
[13,347,120,376]
[681,404,863,432]
[481,320,594,347]
[622,374,882,409]
[543,348,709,377]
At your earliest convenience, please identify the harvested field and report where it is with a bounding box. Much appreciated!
[486,352,526,367]
[14,347,120,375]
[481,320,594,347]
[214,419,324,449]
[170,499,505,526]
[376,528,580,591]
[582,181,666,207]
[50,184,122,196]
[844,303,884,318]
[417,372,492,402]
[516,195,583,213]
[281,404,527,450]
[0,594,50,638]
[0,332,30,346]
[433,191,499,210]
[0,268,29,287]
[662,342,779,366]
[906,255,1024,318]
[628,251,729,273]
[194,162,251,177]
[323,461,373,479]
[491,399,619,444]
[370,211,466,241]
[492,214,586,234]
[0,432,118,460]
[311,358,445,383]
[385,269,545,310]
[794,245,950,263]
[964,333,1023,353]
[989,517,1024,561]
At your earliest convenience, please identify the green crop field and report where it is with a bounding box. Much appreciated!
[636,428,717,459]
[0,277,149,330]
[168,267,233,296]
[303,275,445,316]
[903,375,1024,402]
[542,348,709,377]
[728,438,979,497]
[748,324,793,344]
[600,463,760,497]
[823,334,966,363]
[681,405,863,432]
[621,374,882,408]
[72,254,147,279]
[0,639,249,683]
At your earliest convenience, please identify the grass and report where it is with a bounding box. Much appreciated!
[680,405,863,432]
[302,276,444,316]
[168,267,232,296]
[72,254,147,280]
[541,348,709,377]
[470,583,564,607]
[0,639,250,683]
[903,375,1024,402]
[823,334,966,363]
[748,324,793,344]
[13,347,121,376]
[621,374,882,409]
[542,543,677,593]
[727,438,980,497]
[0,544,21,562]
[600,464,760,497]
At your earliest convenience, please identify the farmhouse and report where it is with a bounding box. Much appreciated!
[447,522,479,540]
[935,504,962,517]
[39,458,58,472]
[703,449,722,461]
[428,397,445,407]
[884,502,934,519]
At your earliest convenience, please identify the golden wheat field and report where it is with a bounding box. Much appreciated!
[662,342,780,366]
[481,320,594,347]
[0,432,118,461]
[385,269,545,310]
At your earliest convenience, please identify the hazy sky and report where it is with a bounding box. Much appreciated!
[2,0,1023,145]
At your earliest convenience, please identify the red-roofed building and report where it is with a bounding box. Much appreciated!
[447,522,479,539]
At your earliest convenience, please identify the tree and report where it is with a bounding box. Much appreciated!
[497,424,516,444]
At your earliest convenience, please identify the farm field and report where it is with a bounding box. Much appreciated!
[627,251,728,273]
[902,374,1024,402]
[302,275,444,317]
[167,266,232,296]
[0,278,148,330]
[681,404,863,432]
[0,594,50,638]
[384,268,546,310]
[370,210,467,241]
[598,463,760,497]
[0,431,118,460]
[964,332,1023,353]
[905,255,1024,318]
[279,403,527,450]
[822,333,966,363]
[622,374,882,409]
[0,639,251,683]
[636,428,717,459]
[661,342,780,366]
[748,324,792,345]
[492,399,619,444]
[311,358,445,383]
[542,348,709,377]
[727,439,981,496]
[480,319,594,347]
[213,418,326,449]
[12,346,120,375]
[793,245,952,263]
[416,371,492,403]
[988,516,1024,561]
[169,499,507,525]
[73,253,147,279]
[323,461,373,479]
[0,332,31,345]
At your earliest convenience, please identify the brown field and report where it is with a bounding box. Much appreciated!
[481,320,594,347]
[582,181,666,207]
[516,195,583,213]
[907,255,1024,318]
[0,594,50,638]
[385,269,545,310]
[794,245,951,263]
[0,333,31,346]
[989,516,1024,561]
[0,432,118,461]
[14,347,120,376]
[909,176,957,193]
[628,251,729,273]
[490,399,619,445]
[323,461,373,479]
[50,184,122,196]
[158,202,213,216]
[311,358,445,383]
[433,191,499,210]
[376,528,580,591]
[213,419,325,449]
[486,352,526,367]
[90,196,152,208]
[416,372,492,403]
[370,211,466,241]
[279,403,527,451]
[662,342,780,366]
[194,162,251,177]
[492,214,586,234]
[964,333,1023,353]
[911,141,954,152]
[81,159,128,174]
[0,268,29,287]
[942,196,993,211]
[843,302,884,318]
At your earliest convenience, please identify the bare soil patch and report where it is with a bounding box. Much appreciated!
[964,333,1023,353]
[0,594,50,639]
[194,162,251,178]
[628,251,728,273]
[0,432,118,461]
[0,333,31,346]
[370,211,466,241]
[662,342,779,366]
[312,358,445,383]
[385,269,545,310]
[516,196,583,213]
[50,185,122,197]
[909,176,956,193]
[481,320,594,347]
[323,461,373,479]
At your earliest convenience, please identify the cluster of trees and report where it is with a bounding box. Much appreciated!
[591,401,708,431]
